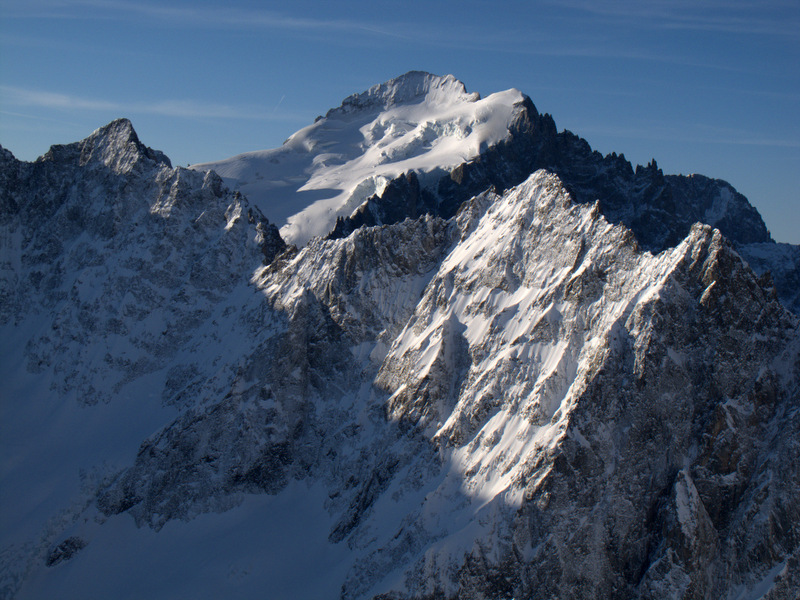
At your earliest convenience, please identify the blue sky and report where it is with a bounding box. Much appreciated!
[1,0,798,242]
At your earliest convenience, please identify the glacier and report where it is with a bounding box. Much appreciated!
[1,73,799,600]
[192,71,526,246]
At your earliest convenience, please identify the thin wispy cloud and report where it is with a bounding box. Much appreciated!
[0,0,110,20]
[0,86,307,122]
[4,0,405,38]
[3,0,770,74]
[548,0,800,38]
[0,109,83,127]
[479,41,751,74]
[272,95,285,115]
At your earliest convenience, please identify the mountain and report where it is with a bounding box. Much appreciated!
[1,73,799,600]
[192,71,525,246]
[191,71,797,313]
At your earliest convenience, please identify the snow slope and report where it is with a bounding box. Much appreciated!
[191,71,525,245]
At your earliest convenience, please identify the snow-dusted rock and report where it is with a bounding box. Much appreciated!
[0,120,285,596]
[2,80,799,600]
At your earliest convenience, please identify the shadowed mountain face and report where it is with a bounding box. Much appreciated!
[332,94,771,254]
[1,76,799,600]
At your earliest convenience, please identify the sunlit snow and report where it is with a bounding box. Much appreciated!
[192,72,525,245]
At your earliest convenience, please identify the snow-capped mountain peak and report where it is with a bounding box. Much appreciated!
[329,71,480,116]
[191,71,526,246]
[42,117,172,175]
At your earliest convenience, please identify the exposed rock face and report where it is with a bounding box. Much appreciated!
[1,111,798,600]
[45,537,87,567]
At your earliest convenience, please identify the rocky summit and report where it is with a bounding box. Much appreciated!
[1,73,798,600]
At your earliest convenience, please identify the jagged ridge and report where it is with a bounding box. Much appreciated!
[1,97,799,600]
[190,72,796,312]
